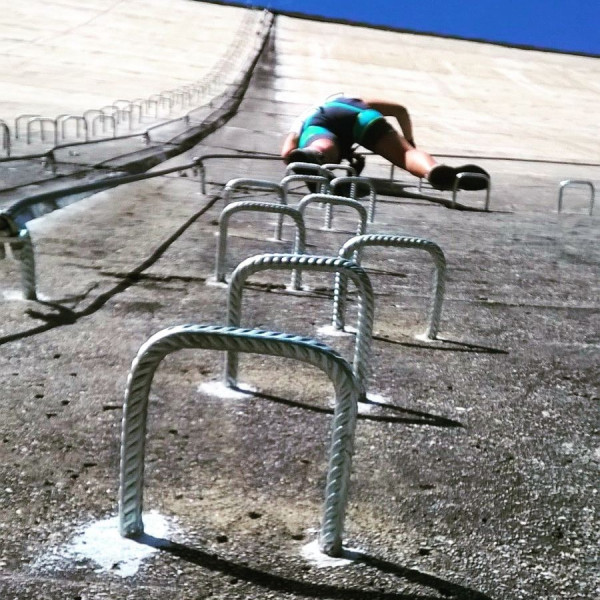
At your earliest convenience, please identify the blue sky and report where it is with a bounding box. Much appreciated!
[228,0,600,56]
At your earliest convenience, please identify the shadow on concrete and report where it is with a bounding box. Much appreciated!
[372,334,509,355]
[231,386,463,428]
[0,195,220,347]
[133,533,492,600]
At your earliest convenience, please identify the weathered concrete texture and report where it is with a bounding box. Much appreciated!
[0,5,599,600]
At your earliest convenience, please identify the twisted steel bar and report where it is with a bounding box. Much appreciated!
[223,178,287,239]
[322,164,355,177]
[0,121,10,157]
[57,114,88,142]
[293,192,367,291]
[330,176,377,224]
[92,114,116,138]
[558,179,595,215]
[118,324,359,557]
[215,201,306,284]
[280,173,331,203]
[26,117,57,145]
[452,173,491,210]
[193,153,280,194]
[11,228,37,300]
[15,114,40,140]
[297,193,367,232]
[226,254,374,396]
[335,234,446,339]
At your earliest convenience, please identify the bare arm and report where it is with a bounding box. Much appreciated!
[281,131,299,163]
[363,98,415,146]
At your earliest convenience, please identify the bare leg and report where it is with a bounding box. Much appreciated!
[368,131,436,178]
[305,138,341,163]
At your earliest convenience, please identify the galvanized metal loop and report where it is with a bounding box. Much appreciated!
[280,173,331,202]
[215,201,306,284]
[452,173,492,210]
[11,228,37,301]
[226,253,374,396]
[558,179,595,215]
[335,234,446,339]
[118,324,360,557]
[223,178,287,238]
[330,176,377,223]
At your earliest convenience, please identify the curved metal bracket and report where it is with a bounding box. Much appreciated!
[118,324,359,557]
[452,173,491,210]
[336,234,446,339]
[223,178,287,239]
[558,179,595,215]
[280,173,331,202]
[330,176,377,224]
[215,200,306,284]
[226,253,374,396]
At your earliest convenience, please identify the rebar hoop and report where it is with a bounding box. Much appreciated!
[452,173,492,210]
[215,201,306,284]
[226,254,374,396]
[12,228,37,300]
[558,180,595,215]
[329,176,377,224]
[280,173,331,203]
[118,324,359,557]
[222,178,287,239]
[335,234,446,339]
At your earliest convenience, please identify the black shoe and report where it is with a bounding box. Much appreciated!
[427,164,457,191]
[454,164,490,191]
[288,148,327,193]
[334,180,372,198]
[288,148,325,166]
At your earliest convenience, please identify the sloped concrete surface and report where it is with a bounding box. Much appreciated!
[0,4,599,600]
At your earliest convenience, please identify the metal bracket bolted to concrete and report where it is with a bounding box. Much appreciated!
[452,173,492,211]
[26,117,58,145]
[214,200,306,284]
[280,172,331,202]
[9,228,37,301]
[222,178,287,239]
[334,234,446,340]
[0,120,10,157]
[118,324,360,557]
[226,254,374,397]
[330,176,377,224]
[558,180,595,215]
[294,193,368,290]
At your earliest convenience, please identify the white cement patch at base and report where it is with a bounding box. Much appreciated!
[2,290,24,300]
[301,539,363,568]
[316,324,353,338]
[197,380,256,399]
[34,512,176,578]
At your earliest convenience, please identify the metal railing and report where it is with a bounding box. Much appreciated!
[118,324,360,557]
[294,193,367,290]
[0,120,9,157]
[4,10,271,155]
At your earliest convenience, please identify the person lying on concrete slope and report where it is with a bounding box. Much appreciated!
[281,95,489,191]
